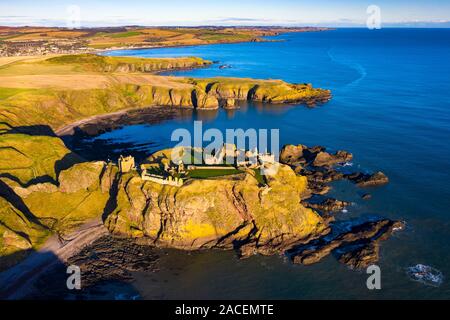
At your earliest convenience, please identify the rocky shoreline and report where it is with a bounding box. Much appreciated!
[21,235,160,299]
[56,106,184,138]
[0,140,404,297]
[234,144,403,269]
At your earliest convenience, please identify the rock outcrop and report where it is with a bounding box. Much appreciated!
[0,140,401,273]
[279,144,389,196]
[346,171,389,187]
[302,197,351,214]
[105,160,327,252]
[289,219,405,269]
[280,144,352,167]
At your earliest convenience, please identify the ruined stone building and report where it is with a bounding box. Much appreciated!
[118,155,135,173]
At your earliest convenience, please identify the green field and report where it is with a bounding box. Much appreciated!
[188,168,242,179]
[253,168,266,185]
[110,31,143,38]
[0,87,31,100]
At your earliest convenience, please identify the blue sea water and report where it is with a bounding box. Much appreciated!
[93,29,450,299]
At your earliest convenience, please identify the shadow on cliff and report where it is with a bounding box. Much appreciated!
[102,173,119,223]
[0,123,89,184]
[0,172,55,188]
[54,151,85,178]
[0,179,48,229]
[0,249,140,300]
[0,122,57,137]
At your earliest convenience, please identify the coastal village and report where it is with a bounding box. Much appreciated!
[0,39,91,57]
[117,143,276,187]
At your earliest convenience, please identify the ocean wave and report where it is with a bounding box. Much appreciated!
[327,47,367,89]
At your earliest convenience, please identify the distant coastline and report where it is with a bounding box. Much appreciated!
[0,26,332,57]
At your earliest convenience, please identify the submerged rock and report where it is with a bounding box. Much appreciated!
[361,193,372,200]
[302,197,351,214]
[346,171,389,187]
[337,243,379,269]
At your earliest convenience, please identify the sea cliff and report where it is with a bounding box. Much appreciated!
[0,55,330,130]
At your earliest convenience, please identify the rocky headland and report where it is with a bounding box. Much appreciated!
[0,51,401,296]
[0,136,403,295]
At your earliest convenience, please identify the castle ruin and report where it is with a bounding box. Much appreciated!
[118,155,135,173]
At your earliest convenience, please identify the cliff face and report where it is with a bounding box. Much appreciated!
[0,79,331,130]
[105,163,327,251]
[190,78,331,106]
[0,54,331,130]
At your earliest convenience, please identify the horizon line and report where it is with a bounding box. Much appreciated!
[1,24,450,29]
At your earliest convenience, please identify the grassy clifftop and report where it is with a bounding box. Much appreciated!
[0,54,330,130]
[0,132,78,184]
[45,54,212,73]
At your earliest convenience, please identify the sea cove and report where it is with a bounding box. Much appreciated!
[69,29,450,299]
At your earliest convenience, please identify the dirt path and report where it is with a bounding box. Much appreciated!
[0,217,108,300]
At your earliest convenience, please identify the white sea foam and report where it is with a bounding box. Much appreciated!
[342,162,353,167]
[406,264,444,287]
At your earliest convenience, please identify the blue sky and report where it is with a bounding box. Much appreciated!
[1,0,450,27]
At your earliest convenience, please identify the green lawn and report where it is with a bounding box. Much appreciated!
[0,87,33,100]
[198,33,253,41]
[188,168,242,179]
[110,31,143,38]
[252,168,266,185]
